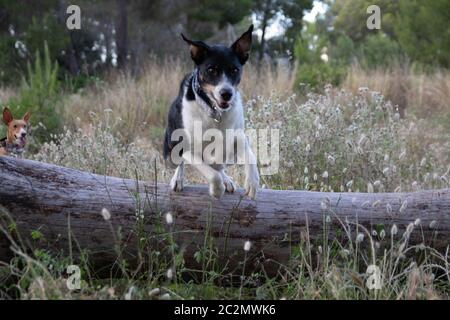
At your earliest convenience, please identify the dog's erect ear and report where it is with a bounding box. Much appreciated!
[231,25,253,65]
[23,112,30,122]
[2,107,13,125]
[181,34,210,65]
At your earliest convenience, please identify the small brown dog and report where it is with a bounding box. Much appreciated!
[0,107,30,156]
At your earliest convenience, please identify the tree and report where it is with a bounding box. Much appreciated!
[394,0,450,68]
[252,0,313,62]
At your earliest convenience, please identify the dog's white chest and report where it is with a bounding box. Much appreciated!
[181,96,244,164]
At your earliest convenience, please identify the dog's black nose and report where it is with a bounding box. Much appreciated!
[21,132,27,138]
[220,89,233,101]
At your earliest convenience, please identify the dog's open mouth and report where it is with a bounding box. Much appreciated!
[14,136,26,147]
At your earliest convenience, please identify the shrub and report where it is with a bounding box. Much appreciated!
[6,43,62,148]
[246,88,450,192]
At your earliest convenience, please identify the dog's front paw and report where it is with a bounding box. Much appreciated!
[221,173,236,193]
[209,176,225,199]
[244,170,259,200]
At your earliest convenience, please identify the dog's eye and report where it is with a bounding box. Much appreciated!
[231,67,238,74]
[13,125,17,128]
[23,125,27,129]
[207,67,217,75]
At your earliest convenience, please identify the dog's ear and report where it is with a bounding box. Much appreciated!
[2,107,13,125]
[181,33,210,65]
[231,25,253,65]
[23,112,30,122]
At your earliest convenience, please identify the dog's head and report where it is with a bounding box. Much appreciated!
[2,107,30,147]
[181,25,253,110]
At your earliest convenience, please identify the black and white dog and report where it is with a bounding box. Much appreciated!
[163,25,259,199]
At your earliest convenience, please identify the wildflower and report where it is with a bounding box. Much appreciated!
[414,218,421,227]
[148,288,160,298]
[167,268,174,280]
[313,173,318,181]
[101,208,111,220]
[399,200,408,213]
[322,171,329,179]
[124,286,135,300]
[372,230,378,236]
[404,223,414,237]
[160,293,171,300]
[356,233,364,243]
[379,229,386,239]
[305,144,311,152]
[165,212,174,225]
[244,241,251,252]
[304,167,309,174]
[367,183,374,193]
[327,155,335,165]
[325,215,331,223]
[420,157,427,167]
[391,224,398,236]
[429,220,437,229]
[346,180,353,188]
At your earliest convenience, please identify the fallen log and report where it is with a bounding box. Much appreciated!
[0,157,449,277]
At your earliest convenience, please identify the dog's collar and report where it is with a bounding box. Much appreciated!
[191,71,222,123]
[0,137,25,155]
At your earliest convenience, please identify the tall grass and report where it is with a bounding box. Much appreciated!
[342,64,450,129]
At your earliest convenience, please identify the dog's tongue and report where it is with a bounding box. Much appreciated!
[17,137,26,147]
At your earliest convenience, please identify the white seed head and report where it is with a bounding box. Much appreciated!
[244,240,252,252]
[414,218,421,227]
[304,167,309,174]
[367,183,374,193]
[325,215,331,223]
[346,180,353,188]
[148,288,160,298]
[165,212,174,225]
[101,208,111,220]
[322,171,329,179]
[379,229,386,239]
[420,157,427,167]
[391,224,398,236]
[429,220,437,229]
[305,144,311,152]
[313,173,318,181]
[166,268,173,280]
[356,233,364,243]
[327,155,335,165]
[399,200,408,213]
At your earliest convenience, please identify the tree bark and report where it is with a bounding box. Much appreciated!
[0,157,449,276]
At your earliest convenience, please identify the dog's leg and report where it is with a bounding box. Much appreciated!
[187,155,225,199]
[244,138,259,199]
[170,161,184,192]
[220,170,236,193]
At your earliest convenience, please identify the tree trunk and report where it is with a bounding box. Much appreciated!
[0,157,449,277]
[258,1,271,64]
[115,0,128,69]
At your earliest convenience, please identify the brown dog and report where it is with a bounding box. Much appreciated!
[0,107,30,156]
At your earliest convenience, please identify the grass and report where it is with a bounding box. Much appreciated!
[0,59,449,300]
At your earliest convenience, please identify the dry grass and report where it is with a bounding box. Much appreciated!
[342,64,450,127]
